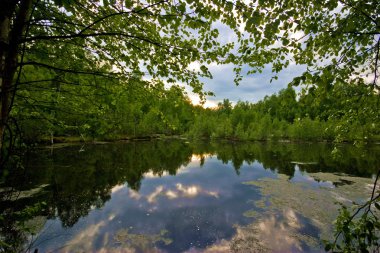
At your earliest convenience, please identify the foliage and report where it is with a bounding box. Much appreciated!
[234,0,380,90]
[325,171,380,252]
[0,202,46,253]
[187,85,379,143]
[0,0,249,161]
[2,0,379,148]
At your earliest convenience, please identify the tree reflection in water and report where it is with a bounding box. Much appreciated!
[0,140,379,252]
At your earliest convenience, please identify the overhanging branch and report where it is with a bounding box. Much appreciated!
[23,31,163,48]
[21,61,118,78]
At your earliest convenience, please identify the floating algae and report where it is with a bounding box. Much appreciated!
[114,229,172,252]
[231,209,319,253]
[238,172,373,252]
[229,225,268,253]
[243,210,260,218]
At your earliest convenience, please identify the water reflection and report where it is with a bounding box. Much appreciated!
[230,208,320,253]
[0,140,379,252]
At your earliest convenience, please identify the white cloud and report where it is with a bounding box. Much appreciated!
[143,171,169,178]
[176,183,199,197]
[165,190,178,199]
[188,61,201,72]
[141,183,220,204]
[62,221,106,252]
[128,189,141,200]
[188,93,218,108]
[147,186,164,203]
[111,184,125,193]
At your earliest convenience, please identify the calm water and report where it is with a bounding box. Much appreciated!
[1,140,379,252]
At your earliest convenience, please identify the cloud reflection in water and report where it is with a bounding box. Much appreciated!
[145,184,219,203]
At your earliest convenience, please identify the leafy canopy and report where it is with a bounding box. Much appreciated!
[233,0,380,89]
[21,0,244,95]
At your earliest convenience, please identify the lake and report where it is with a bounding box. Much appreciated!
[1,140,379,252]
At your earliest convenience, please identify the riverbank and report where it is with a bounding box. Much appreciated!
[36,134,380,146]
[37,134,187,145]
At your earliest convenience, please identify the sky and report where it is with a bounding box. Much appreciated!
[189,62,306,108]
[186,22,306,108]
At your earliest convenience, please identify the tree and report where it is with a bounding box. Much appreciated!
[217,99,233,114]
[233,0,380,91]
[0,0,242,162]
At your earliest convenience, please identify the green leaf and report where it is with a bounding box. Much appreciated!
[125,0,133,8]
[249,11,261,26]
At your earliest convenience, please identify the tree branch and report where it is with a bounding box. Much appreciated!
[338,0,378,27]
[326,30,380,35]
[20,61,118,77]
[373,37,380,88]
[78,0,169,35]
[23,31,163,47]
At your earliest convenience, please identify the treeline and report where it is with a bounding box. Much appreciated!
[188,84,380,142]
[14,73,379,143]
[15,76,195,142]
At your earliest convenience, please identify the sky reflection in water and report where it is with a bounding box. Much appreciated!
[19,141,379,252]
[35,156,269,252]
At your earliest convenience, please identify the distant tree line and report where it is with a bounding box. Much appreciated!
[14,72,379,144]
[188,84,379,143]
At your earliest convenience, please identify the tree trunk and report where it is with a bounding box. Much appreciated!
[0,0,33,157]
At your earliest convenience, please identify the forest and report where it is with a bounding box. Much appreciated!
[14,75,380,145]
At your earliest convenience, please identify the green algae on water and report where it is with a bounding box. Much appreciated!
[239,172,373,251]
